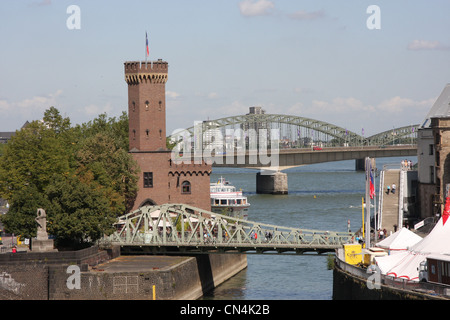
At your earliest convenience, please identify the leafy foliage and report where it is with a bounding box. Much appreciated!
[0,107,138,248]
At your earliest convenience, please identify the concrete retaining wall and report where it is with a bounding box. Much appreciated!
[49,254,247,300]
[0,246,247,300]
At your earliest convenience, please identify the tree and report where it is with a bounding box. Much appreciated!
[0,107,138,248]
[75,132,139,215]
[45,174,116,248]
[0,184,50,239]
[0,120,73,200]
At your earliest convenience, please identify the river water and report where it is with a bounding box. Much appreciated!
[203,156,416,300]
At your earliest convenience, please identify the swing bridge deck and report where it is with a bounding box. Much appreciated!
[101,204,355,255]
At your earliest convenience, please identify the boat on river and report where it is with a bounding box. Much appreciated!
[210,177,250,219]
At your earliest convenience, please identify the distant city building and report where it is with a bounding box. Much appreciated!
[0,122,30,144]
[242,106,269,147]
[417,84,450,219]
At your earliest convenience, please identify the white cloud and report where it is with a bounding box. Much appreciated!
[199,100,249,118]
[377,96,435,113]
[238,0,274,17]
[207,92,218,99]
[288,96,435,134]
[306,97,374,114]
[0,90,62,115]
[407,40,449,51]
[82,102,113,116]
[288,9,326,21]
[166,91,180,99]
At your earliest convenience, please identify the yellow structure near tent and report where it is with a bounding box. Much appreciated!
[343,243,362,265]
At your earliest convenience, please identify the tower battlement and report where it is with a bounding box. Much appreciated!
[124,60,168,84]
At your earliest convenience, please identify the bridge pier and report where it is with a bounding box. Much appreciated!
[355,158,376,171]
[256,171,288,195]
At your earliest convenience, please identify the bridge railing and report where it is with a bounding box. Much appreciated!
[104,204,354,253]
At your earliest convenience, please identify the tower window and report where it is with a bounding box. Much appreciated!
[132,129,136,140]
[181,181,191,194]
[132,101,136,112]
[146,129,149,138]
[159,101,162,111]
[145,100,149,111]
[143,172,153,188]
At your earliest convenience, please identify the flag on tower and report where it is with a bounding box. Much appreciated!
[146,32,149,57]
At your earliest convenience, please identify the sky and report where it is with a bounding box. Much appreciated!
[0,0,449,137]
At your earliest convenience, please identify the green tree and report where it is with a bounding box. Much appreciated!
[0,107,138,248]
[75,132,139,215]
[45,174,116,248]
[0,120,72,200]
[0,184,50,239]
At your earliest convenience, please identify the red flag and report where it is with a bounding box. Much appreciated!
[443,196,450,225]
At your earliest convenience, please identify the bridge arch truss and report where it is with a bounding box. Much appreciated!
[169,114,418,149]
[102,204,354,255]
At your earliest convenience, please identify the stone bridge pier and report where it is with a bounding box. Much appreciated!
[256,170,288,195]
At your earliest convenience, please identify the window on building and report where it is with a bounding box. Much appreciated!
[143,172,153,188]
[145,100,149,111]
[430,166,435,184]
[181,181,191,194]
[429,144,434,155]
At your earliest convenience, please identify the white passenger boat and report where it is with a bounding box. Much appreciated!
[210,177,250,219]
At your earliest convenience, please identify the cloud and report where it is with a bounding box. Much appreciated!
[407,40,450,51]
[0,90,62,115]
[82,102,114,116]
[377,96,435,113]
[288,9,326,21]
[238,0,274,17]
[166,91,180,99]
[286,95,436,134]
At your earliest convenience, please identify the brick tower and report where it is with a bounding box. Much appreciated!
[125,60,211,211]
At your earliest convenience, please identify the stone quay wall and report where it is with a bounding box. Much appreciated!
[0,246,247,300]
[49,253,247,300]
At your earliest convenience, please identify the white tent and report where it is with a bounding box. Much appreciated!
[375,208,450,281]
[376,228,422,253]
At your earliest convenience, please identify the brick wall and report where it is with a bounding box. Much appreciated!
[131,151,212,211]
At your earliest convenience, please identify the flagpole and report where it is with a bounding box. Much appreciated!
[365,157,371,249]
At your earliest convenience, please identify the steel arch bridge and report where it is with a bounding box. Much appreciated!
[169,113,419,148]
[101,204,355,255]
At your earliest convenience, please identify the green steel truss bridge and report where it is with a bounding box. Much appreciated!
[169,113,419,148]
[102,204,355,255]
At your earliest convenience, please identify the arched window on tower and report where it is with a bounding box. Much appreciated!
[145,100,149,111]
[181,181,191,194]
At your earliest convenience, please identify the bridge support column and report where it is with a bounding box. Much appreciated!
[355,158,376,171]
[256,171,288,195]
